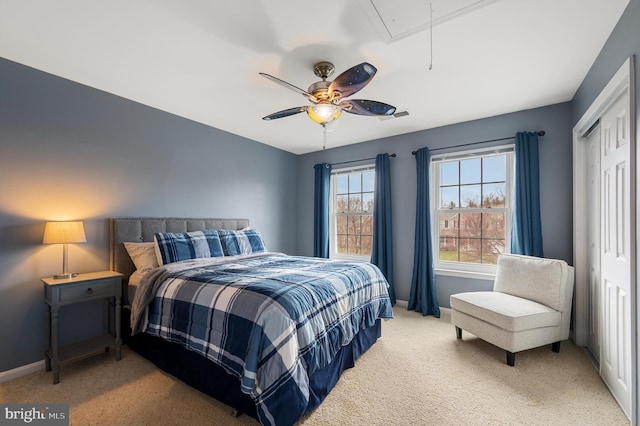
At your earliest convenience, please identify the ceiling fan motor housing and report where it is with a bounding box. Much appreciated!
[308,80,332,101]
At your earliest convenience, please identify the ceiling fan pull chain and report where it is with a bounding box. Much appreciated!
[322,124,328,150]
[429,1,433,70]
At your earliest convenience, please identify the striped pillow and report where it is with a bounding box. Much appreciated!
[217,228,266,256]
[154,230,224,265]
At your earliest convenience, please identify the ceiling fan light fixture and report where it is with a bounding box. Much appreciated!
[307,104,341,125]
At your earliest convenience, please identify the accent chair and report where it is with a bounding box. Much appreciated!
[450,253,575,366]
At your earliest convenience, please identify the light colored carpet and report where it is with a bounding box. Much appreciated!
[0,307,628,425]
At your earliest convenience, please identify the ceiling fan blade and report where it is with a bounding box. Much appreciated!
[339,99,396,116]
[259,72,318,103]
[262,106,308,121]
[328,62,377,100]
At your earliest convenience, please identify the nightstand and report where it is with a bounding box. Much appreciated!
[43,270,123,384]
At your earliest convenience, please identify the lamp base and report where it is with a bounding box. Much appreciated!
[53,273,79,279]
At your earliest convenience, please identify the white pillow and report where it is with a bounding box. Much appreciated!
[124,242,159,276]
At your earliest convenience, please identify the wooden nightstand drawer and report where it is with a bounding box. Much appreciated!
[59,278,117,302]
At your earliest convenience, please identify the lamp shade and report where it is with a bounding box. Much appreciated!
[42,221,87,244]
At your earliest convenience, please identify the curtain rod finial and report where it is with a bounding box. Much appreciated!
[538,131,545,136]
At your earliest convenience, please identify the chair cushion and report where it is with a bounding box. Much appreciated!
[450,291,562,332]
[493,254,569,311]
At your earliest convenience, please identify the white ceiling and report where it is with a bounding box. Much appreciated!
[0,0,630,154]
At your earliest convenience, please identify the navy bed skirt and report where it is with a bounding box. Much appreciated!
[124,309,381,422]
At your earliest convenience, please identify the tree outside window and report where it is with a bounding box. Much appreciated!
[332,169,374,257]
[435,150,513,268]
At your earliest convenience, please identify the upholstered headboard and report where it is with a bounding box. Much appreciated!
[109,217,250,281]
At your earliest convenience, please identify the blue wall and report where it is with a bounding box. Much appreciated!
[296,102,574,307]
[0,58,298,372]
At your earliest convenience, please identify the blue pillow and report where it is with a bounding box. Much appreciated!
[217,228,266,256]
[154,230,224,265]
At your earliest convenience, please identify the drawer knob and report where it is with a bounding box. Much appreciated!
[86,287,94,294]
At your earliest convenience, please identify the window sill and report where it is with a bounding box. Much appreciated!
[435,268,495,281]
[330,254,371,262]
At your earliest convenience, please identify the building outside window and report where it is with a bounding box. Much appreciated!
[432,145,514,275]
[330,166,375,259]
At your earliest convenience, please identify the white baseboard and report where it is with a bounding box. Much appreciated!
[0,359,46,384]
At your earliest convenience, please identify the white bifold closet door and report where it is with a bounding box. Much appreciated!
[599,92,632,418]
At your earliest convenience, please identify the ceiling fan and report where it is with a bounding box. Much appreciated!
[259,61,396,128]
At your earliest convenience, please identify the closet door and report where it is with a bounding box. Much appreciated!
[599,92,632,418]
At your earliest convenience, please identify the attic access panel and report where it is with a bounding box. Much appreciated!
[360,0,500,42]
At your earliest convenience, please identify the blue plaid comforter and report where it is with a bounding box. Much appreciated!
[130,252,393,426]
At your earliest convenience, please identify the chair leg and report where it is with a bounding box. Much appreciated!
[506,351,515,366]
[551,341,560,353]
[455,326,462,339]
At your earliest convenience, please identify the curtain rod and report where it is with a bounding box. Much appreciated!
[411,131,545,155]
[329,153,396,167]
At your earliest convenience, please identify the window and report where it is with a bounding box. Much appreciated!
[330,166,375,259]
[433,146,514,275]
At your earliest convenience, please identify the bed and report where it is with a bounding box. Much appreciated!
[109,217,393,426]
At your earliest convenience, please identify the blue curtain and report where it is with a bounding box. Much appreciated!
[313,163,332,258]
[371,153,396,304]
[408,148,440,317]
[511,132,543,257]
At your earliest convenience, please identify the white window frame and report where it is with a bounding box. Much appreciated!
[431,144,514,278]
[329,164,375,261]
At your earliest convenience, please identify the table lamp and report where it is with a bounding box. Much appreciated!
[42,221,87,279]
